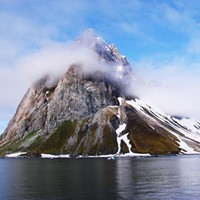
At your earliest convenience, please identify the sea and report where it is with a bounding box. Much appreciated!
[0,155,200,200]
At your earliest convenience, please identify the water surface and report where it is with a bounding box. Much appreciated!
[0,155,200,200]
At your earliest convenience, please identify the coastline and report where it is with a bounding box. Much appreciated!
[4,151,200,159]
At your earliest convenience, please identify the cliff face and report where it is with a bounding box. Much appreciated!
[44,65,122,132]
[0,63,125,154]
[1,29,200,157]
[1,77,48,141]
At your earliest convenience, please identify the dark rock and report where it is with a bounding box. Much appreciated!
[19,151,42,158]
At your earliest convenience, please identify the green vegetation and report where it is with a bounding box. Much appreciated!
[127,117,180,155]
[85,123,98,155]
[26,135,43,151]
[102,124,118,154]
[39,120,77,154]
[64,119,89,156]
[0,131,41,155]
[84,123,118,155]
[0,103,182,157]
[20,131,38,143]
[0,139,21,156]
[120,140,129,154]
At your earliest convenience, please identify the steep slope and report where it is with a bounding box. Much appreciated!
[124,98,200,154]
[0,65,123,155]
[1,29,200,157]
[0,29,128,156]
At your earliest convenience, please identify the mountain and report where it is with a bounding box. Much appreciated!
[1,29,200,157]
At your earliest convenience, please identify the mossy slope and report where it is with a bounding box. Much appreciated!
[124,105,180,155]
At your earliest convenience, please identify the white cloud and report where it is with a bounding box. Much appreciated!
[1,0,200,133]
[17,42,111,83]
[0,39,114,122]
[129,55,200,120]
[0,0,91,127]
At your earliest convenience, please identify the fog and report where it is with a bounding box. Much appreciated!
[0,39,117,122]
[128,57,200,120]
[1,39,200,124]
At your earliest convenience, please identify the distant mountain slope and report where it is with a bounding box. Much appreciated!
[1,29,200,157]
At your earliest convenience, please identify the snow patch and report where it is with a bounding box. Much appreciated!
[173,117,200,134]
[6,152,26,157]
[115,99,133,155]
[5,152,70,158]
[126,98,200,154]
[149,125,155,130]
[117,97,123,106]
[178,140,198,154]
[41,153,70,158]
[116,123,126,136]
[45,91,50,101]
[88,153,150,158]
[116,98,132,154]
[5,152,150,158]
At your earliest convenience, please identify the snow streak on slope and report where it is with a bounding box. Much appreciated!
[116,123,132,154]
[115,98,134,155]
[172,117,200,135]
[126,98,200,154]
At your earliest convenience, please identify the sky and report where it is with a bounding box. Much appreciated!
[1,0,200,133]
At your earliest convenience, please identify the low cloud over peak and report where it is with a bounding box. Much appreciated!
[129,55,200,120]
[0,33,129,129]
[1,0,200,134]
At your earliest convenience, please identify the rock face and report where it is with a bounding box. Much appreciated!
[1,29,200,156]
[19,151,42,158]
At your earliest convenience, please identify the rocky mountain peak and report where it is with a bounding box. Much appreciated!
[76,28,129,66]
[76,28,100,46]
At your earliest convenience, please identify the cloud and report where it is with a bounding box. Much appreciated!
[17,41,114,84]
[129,55,200,120]
[0,0,93,125]
[0,38,117,122]
[1,0,200,132]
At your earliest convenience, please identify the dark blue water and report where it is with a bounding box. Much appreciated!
[0,155,200,200]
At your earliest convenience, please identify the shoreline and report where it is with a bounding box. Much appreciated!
[3,151,200,159]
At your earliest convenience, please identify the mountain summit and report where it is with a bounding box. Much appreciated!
[1,29,200,157]
[76,28,129,65]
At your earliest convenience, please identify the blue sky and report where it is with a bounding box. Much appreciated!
[1,0,200,133]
